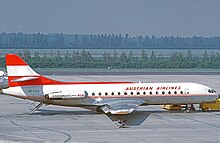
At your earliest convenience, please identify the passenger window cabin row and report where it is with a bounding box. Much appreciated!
[91,91,187,96]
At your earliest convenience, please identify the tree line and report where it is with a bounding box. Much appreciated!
[1,50,220,69]
[0,32,220,49]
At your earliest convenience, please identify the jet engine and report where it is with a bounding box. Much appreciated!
[45,90,88,100]
[0,71,8,90]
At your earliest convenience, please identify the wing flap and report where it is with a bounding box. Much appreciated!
[100,99,144,115]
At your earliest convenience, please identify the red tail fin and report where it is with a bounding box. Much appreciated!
[6,54,56,87]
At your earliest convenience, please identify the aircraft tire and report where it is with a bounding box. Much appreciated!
[96,106,103,113]
[115,122,121,128]
[203,107,209,112]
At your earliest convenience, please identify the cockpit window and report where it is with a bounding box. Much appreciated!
[208,89,216,93]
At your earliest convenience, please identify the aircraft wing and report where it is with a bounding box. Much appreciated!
[100,99,144,115]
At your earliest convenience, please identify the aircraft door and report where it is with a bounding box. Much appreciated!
[184,88,189,94]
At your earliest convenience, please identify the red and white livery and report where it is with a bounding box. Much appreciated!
[2,54,219,126]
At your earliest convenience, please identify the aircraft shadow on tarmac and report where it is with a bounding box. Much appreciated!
[30,109,166,126]
[107,111,151,126]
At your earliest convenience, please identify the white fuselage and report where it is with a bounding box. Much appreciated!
[3,82,218,107]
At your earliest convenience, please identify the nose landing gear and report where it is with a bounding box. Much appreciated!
[184,104,196,113]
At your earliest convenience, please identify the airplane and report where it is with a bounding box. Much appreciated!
[1,54,219,128]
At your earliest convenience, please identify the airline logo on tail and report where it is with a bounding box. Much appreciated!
[6,54,54,87]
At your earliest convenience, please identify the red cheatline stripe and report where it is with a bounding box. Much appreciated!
[6,54,27,66]
[8,76,133,87]
[4,94,217,102]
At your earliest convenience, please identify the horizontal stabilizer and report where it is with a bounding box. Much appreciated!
[11,76,39,82]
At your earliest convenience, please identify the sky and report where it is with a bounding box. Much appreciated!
[0,0,219,37]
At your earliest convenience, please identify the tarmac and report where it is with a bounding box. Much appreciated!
[0,74,220,143]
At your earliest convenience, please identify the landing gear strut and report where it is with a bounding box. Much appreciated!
[115,120,127,128]
[184,104,195,113]
[29,102,44,115]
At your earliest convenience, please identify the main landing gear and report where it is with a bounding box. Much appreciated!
[115,120,127,128]
[29,102,44,115]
